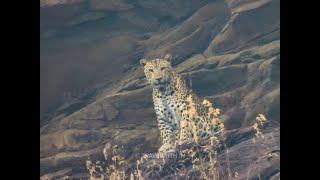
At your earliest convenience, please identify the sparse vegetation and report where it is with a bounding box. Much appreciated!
[85,113,278,180]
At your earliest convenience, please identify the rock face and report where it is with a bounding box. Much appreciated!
[40,0,280,178]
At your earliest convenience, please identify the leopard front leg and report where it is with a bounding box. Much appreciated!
[178,114,194,145]
[158,118,176,153]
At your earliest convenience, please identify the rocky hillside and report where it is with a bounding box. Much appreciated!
[40,0,279,178]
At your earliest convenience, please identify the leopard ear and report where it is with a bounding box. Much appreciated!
[140,58,147,66]
[164,54,172,62]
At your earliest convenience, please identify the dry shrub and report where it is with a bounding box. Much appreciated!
[86,114,272,180]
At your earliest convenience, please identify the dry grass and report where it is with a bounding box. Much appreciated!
[85,113,273,180]
[246,114,269,180]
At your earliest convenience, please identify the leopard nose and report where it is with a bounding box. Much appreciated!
[155,77,162,82]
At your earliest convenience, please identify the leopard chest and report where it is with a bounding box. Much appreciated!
[154,94,185,127]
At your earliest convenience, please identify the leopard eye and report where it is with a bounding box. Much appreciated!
[149,69,154,72]
[160,67,166,71]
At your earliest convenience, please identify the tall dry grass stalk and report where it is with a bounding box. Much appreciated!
[246,114,268,180]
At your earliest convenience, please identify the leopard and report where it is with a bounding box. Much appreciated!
[140,54,225,153]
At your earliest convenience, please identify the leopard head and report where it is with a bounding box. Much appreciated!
[140,54,175,90]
